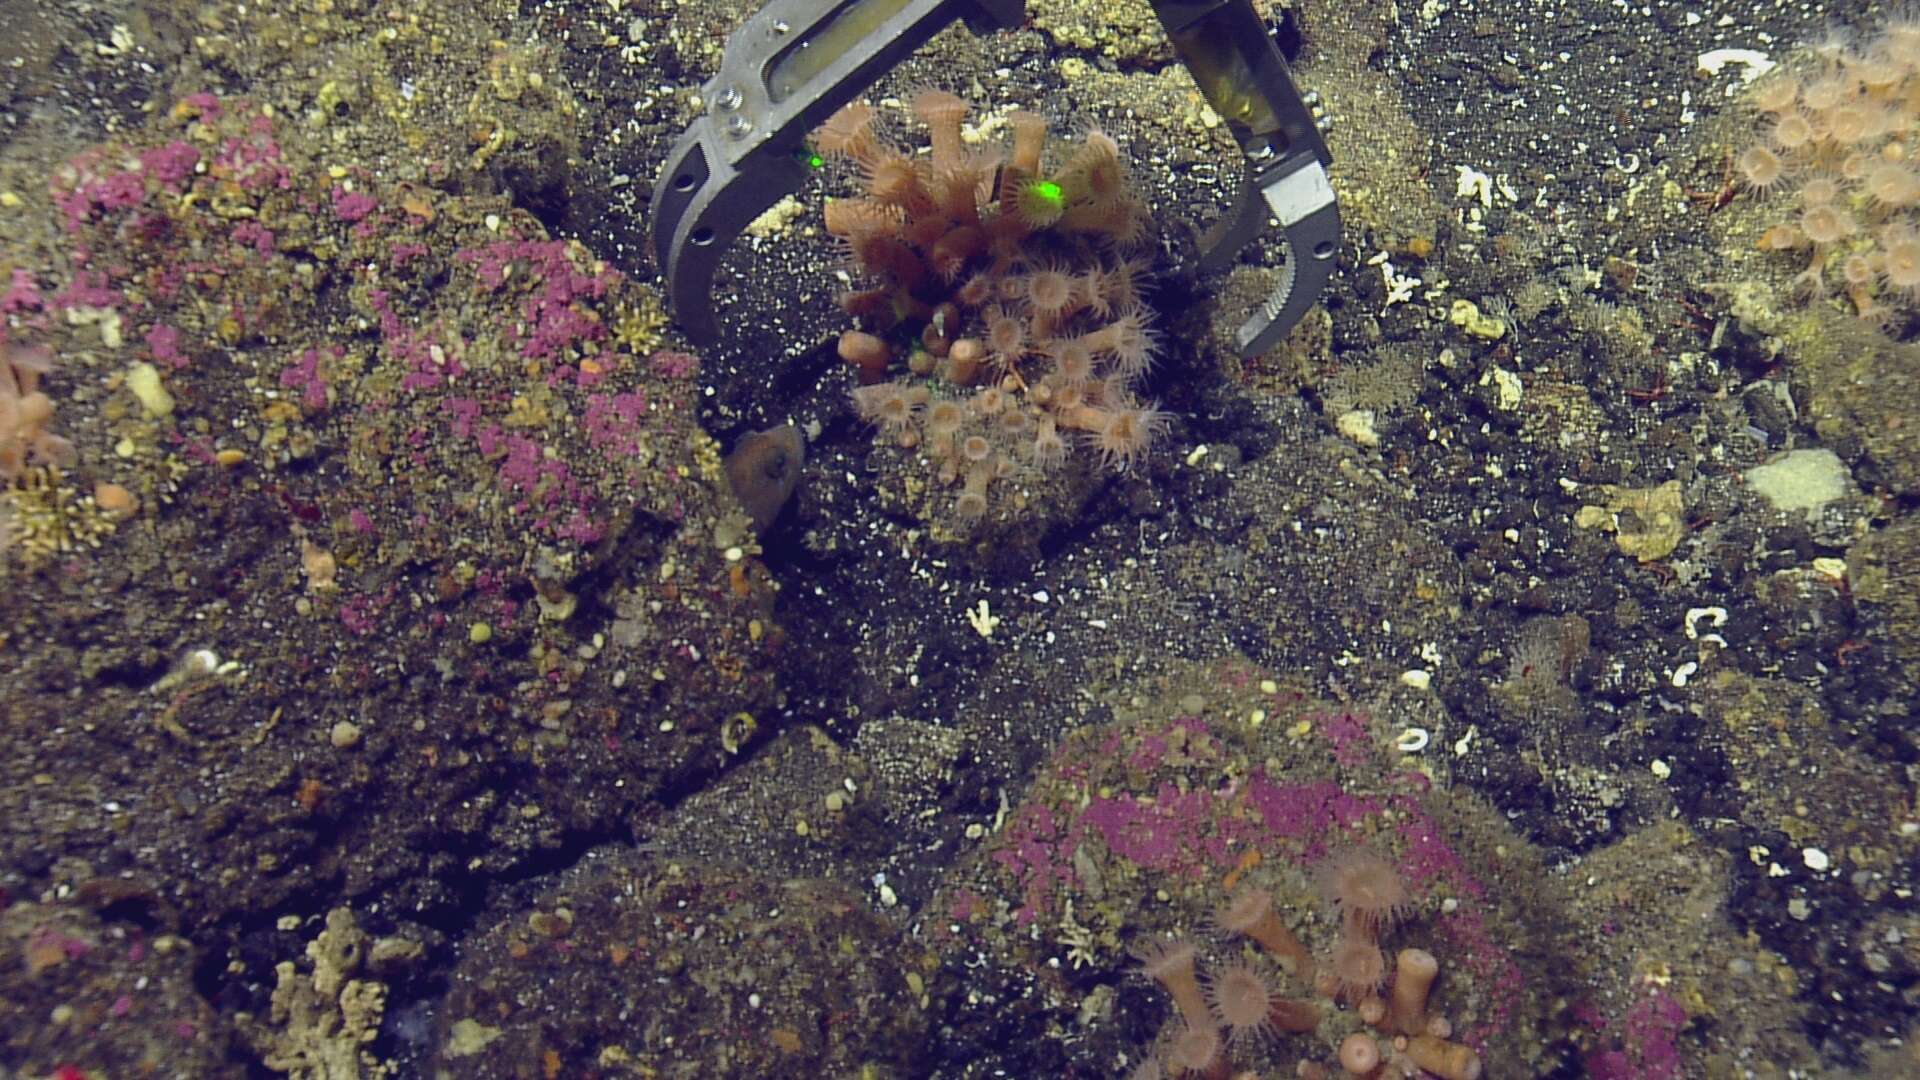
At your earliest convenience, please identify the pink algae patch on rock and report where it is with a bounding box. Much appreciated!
[2,268,43,314]
[1243,775,1382,845]
[1127,731,1170,772]
[1081,782,1236,875]
[139,141,201,188]
[1317,710,1374,767]
[981,709,1398,926]
[144,324,187,369]
[988,803,1072,926]
[278,346,337,410]
[1585,988,1689,1080]
[454,238,621,379]
[330,186,379,222]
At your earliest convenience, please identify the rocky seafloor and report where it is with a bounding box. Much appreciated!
[1,0,1917,1077]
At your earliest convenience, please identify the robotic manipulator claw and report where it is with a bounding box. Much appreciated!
[649,0,1341,358]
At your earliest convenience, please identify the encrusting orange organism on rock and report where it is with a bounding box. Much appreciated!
[1388,947,1438,1036]
[1215,887,1315,978]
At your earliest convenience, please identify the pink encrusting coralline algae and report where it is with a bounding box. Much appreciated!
[1580,987,1689,1079]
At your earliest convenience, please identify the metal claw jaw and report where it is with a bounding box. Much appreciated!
[650,121,811,343]
[1151,0,1342,357]
[1200,149,1342,357]
[649,0,1025,344]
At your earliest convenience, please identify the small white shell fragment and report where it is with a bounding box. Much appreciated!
[1672,661,1698,687]
[1400,668,1432,690]
[1684,607,1728,639]
[1696,48,1774,81]
[1395,728,1431,753]
[1455,164,1494,207]
[1802,847,1830,872]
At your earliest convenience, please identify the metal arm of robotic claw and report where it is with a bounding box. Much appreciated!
[650,0,1340,357]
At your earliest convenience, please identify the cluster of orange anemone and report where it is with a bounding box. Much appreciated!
[812,91,1173,525]
[1125,848,1482,1080]
[1736,16,1920,326]
[0,340,73,483]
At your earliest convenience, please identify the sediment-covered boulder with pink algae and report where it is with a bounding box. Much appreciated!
[0,94,783,938]
[925,655,1563,1077]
